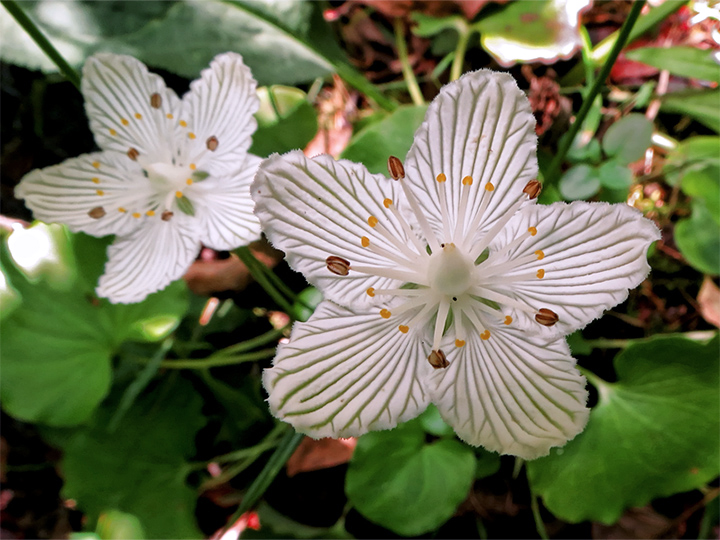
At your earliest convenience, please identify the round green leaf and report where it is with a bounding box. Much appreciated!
[602,113,653,165]
[675,202,720,275]
[346,422,476,536]
[528,335,720,524]
[559,164,601,200]
[681,165,720,225]
[418,403,455,438]
[597,159,633,190]
[661,89,720,133]
[341,105,428,175]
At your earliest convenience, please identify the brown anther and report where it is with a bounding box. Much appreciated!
[523,180,542,199]
[387,156,405,180]
[326,255,351,276]
[161,211,174,221]
[428,349,449,369]
[150,93,162,108]
[206,136,219,152]
[88,206,106,219]
[535,308,559,327]
[127,148,139,161]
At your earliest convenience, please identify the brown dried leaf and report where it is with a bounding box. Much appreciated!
[592,506,679,539]
[286,436,357,477]
[698,277,720,328]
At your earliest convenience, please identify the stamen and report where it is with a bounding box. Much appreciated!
[92,161,101,169]
[535,250,544,260]
[468,196,526,261]
[536,269,545,279]
[399,325,409,334]
[428,350,449,369]
[387,156,405,180]
[206,136,219,151]
[453,175,474,241]
[91,177,100,184]
[480,330,491,340]
[166,113,174,120]
[88,206,105,219]
[528,226,537,236]
[504,315,512,325]
[368,216,378,227]
[175,191,183,198]
[150,93,162,108]
[365,220,421,263]
[361,236,370,248]
[127,148,139,161]
[383,198,393,208]
[96,190,104,196]
[134,113,142,120]
[132,212,141,218]
[146,210,155,217]
[535,308,559,326]
[188,132,196,140]
[109,128,117,136]
[326,255,351,276]
[366,287,375,297]
[380,309,391,319]
[462,176,473,186]
[373,288,424,297]
[351,264,422,282]
[470,286,537,315]
[436,173,452,240]
[384,201,428,255]
[118,207,127,213]
[161,211,173,221]
[179,120,188,127]
[121,118,129,126]
[436,173,447,183]
[186,178,193,186]
[455,339,465,347]
[432,300,450,350]
[189,163,197,170]
[460,182,495,249]
[398,176,441,253]
[485,182,495,192]
[523,180,542,199]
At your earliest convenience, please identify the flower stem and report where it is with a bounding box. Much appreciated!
[211,325,288,358]
[450,21,471,82]
[1,0,81,90]
[585,330,717,349]
[530,493,549,540]
[393,18,425,106]
[159,348,276,369]
[544,0,646,184]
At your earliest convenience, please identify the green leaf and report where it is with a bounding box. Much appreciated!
[528,335,720,524]
[95,510,146,540]
[661,89,720,133]
[597,159,633,190]
[474,449,501,479]
[346,420,476,536]
[176,194,195,216]
[56,377,206,538]
[625,46,720,83]
[675,201,720,275]
[681,165,720,225]
[665,136,720,186]
[0,226,188,426]
[558,164,601,200]
[410,13,463,37]
[293,286,322,323]
[340,105,428,175]
[602,113,653,165]
[249,86,318,158]
[418,403,455,438]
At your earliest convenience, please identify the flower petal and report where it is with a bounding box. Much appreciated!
[485,201,660,336]
[96,214,200,303]
[14,152,154,237]
[82,53,182,163]
[194,153,262,251]
[182,52,259,176]
[253,151,419,308]
[428,327,589,459]
[263,300,433,439]
[403,70,538,245]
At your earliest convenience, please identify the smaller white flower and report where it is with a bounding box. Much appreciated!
[252,70,660,459]
[15,52,262,303]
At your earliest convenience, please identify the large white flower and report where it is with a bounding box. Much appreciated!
[252,70,660,459]
[15,52,262,303]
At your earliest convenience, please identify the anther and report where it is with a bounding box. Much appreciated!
[485,182,495,192]
[535,250,545,260]
[179,120,188,127]
[88,206,105,219]
[455,339,465,348]
[161,211,174,221]
[189,163,197,170]
[326,255,351,276]
[121,118,129,126]
[146,210,155,217]
[536,269,545,279]
[109,128,117,136]
[166,113,174,119]
[366,287,375,297]
[436,173,447,183]
[186,178,193,186]
[462,176,473,186]
[535,308,559,327]
[132,212,141,218]
[504,316,513,325]
[361,236,370,248]
[399,325,409,334]
[206,136,219,151]
[387,156,404,180]
[127,148,139,161]
[480,330,491,340]
[91,177,100,184]
[188,132,196,140]
[92,161,101,169]
[383,198,393,208]
[523,180,542,199]
[134,113,142,120]
[428,350,449,369]
[380,309,391,319]
[150,93,162,108]
[368,216,378,228]
[118,207,127,213]
[96,190,104,196]
[175,191,183,198]
[528,226,537,236]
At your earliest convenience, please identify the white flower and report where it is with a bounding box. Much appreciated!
[15,52,262,303]
[252,70,660,459]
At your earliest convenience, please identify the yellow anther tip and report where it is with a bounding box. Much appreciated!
[118,207,126,213]
[504,316,512,325]
[462,176,473,186]
[436,173,447,183]
[188,132,196,140]
[189,163,196,170]
[166,113,174,119]
[92,161,101,169]
[399,325,409,334]
[536,269,545,279]
[485,182,495,192]
[91,177,100,184]
[109,128,117,136]
[175,191,183,198]
[455,339,465,348]
[380,309,391,319]
[383,198,393,208]
[96,190,104,196]
[480,330,491,340]
[132,212,141,218]
[366,287,375,297]
[535,250,545,260]
[186,178,193,185]
[528,226,537,236]
[146,210,155,217]
[368,216,378,228]
[134,113,142,120]
[179,120,188,127]
[361,236,370,248]
[121,118,129,126]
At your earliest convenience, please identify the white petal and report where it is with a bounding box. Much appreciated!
[82,53,182,163]
[14,152,154,237]
[487,201,660,336]
[428,327,589,459]
[96,214,200,303]
[263,300,433,439]
[181,52,259,176]
[194,153,262,251]
[253,151,419,308]
[404,69,538,245]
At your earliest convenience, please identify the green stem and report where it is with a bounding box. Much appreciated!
[235,247,299,319]
[544,0,646,184]
[530,493,549,540]
[576,366,609,391]
[212,325,288,358]
[450,22,471,82]
[210,423,287,465]
[1,0,81,90]
[160,348,275,369]
[585,330,717,349]
[393,18,424,106]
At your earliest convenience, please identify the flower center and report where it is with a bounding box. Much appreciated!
[427,243,473,297]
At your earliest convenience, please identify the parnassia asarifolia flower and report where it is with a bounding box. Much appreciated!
[15,53,262,303]
[253,70,660,459]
